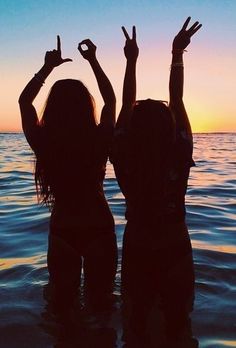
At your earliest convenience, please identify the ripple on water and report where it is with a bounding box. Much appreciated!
[0,133,236,348]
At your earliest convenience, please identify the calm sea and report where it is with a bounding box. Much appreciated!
[0,133,235,348]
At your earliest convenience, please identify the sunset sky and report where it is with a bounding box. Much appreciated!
[0,0,236,132]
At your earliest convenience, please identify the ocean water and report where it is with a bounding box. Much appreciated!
[0,132,235,348]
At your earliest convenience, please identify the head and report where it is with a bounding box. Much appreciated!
[130,99,175,152]
[128,99,176,177]
[41,79,97,136]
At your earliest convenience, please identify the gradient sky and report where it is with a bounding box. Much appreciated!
[0,0,236,132]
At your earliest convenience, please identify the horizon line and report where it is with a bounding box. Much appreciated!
[1,131,236,135]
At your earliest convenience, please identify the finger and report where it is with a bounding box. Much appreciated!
[132,26,136,40]
[62,58,73,63]
[187,21,200,36]
[80,39,96,48]
[78,43,84,54]
[181,17,191,31]
[122,26,130,40]
[188,21,199,32]
[189,23,202,36]
[57,35,61,52]
[78,42,89,54]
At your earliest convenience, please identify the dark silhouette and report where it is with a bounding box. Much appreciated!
[19,36,117,317]
[41,292,117,348]
[112,19,202,347]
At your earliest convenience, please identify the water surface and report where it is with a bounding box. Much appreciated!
[0,133,236,347]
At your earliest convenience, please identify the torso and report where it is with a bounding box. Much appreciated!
[113,128,194,228]
[36,123,114,230]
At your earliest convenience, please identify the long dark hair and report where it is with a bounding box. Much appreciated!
[129,99,175,160]
[35,79,97,208]
[127,99,176,206]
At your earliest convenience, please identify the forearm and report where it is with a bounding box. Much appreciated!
[123,59,136,107]
[169,17,201,135]
[116,59,137,129]
[19,64,53,105]
[19,64,53,136]
[169,50,184,102]
[169,51,192,134]
[88,58,116,106]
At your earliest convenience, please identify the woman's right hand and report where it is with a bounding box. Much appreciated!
[122,26,139,62]
[78,39,97,62]
[44,35,72,68]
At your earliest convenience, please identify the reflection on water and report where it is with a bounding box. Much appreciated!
[0,255,45,269]
[41,288,120,348]
[217,341,236,347]
[0,133,236,347]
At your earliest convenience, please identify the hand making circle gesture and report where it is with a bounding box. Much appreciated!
[44,35,72,68]
[172,17,202,50]
[78,39,97,61]
[122,25,139,61]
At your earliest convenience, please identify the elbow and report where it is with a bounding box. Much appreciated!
[105,94,116,110]
[18,94,23,105]
[169,92,183,102]
[18,91,32,106]
[169,97,184,109]
[111,95,116,110]
[109,91,116,107]
[18,93,27,106]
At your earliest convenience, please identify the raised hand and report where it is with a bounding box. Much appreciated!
[44,36,72,68]
[172,17,202,50]
[122,26,139,61]
[78,39,97,61]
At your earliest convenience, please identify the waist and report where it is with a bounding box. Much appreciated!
[125,203,186,224]
[124,220,190,250]
[51,200,114,229]
[54,186,104,202]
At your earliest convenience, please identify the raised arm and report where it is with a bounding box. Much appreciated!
[78,39,116,127]
[169,17,202,135]
[18,36,72,150]
[116,26,139,129]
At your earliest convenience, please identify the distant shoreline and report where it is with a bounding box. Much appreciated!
[1,131,236,135]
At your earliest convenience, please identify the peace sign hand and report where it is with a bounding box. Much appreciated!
[172,17,202,50]
[44,36,72,68]
[122,26,139,61]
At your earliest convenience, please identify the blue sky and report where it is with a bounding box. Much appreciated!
[1,0,236,131]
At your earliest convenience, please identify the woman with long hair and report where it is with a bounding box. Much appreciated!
[112,19,201,347]
[19,36,117,316]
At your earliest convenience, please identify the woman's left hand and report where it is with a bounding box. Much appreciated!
[172,17,202,50]
[44,35,72,68]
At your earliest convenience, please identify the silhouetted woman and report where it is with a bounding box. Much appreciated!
[19,36,117,315]
[112,19,201,347]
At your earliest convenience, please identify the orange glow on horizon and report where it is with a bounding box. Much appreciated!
[1,39,236,133]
